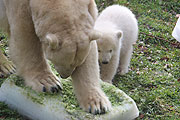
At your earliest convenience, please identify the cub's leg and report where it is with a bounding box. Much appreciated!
[72,41,111,114]
[4,0,62,92]
[119,44,133,75]
[100,55,119,83]
[0,49,15,77]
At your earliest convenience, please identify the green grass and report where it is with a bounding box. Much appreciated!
[0,0,180,119]
[112,0,180,119]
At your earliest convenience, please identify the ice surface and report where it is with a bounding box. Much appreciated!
[0,76,139,120]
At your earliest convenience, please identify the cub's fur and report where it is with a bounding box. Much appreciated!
[95,5,138,83]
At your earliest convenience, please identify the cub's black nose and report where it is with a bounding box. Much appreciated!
[102,61,109,64]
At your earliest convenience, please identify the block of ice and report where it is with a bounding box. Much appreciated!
[0,75,139,120]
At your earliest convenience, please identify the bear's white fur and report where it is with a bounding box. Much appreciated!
[0,0,111,114]
[95,5,138,83]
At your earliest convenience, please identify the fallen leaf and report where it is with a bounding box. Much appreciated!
[139,114,145,119]
[160,57,169,61]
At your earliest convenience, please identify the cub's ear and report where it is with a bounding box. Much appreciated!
[89,30,102,41]
[44,34,59,49]
[116,30,123,40]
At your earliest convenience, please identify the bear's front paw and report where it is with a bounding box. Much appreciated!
[25,73,62,93]
[79,89,111,114]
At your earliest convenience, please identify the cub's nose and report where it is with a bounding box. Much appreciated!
[102,61,109,64]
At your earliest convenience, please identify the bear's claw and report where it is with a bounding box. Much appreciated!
[0,72,4,78]
[57,84,62,90]
[0,60,16,77]
[25,72,62,93]
[79,89,112,115]
[86,98,111,114]
[50,86,59,93]
[40,77,62,93]
[43,86,46,92]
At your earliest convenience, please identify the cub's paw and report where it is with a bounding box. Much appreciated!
[79,89,111,114]
[119,67,128,75]
[25,72,62,93]
[0,60,16,77]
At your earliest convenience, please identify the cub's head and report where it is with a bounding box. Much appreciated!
[41,31,101,78]
[97,30,122,64]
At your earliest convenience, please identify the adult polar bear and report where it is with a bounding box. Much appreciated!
[0,0,111,114]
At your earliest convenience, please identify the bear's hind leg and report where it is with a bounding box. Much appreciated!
[0,49,15,77]
[72,41,111,114]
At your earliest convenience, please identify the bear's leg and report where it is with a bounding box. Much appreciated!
[9,29,62,93]
[100,55,119,83]
[5,1,62,92]
[0,49,15,77]
[9,32,62,92]
[72,41,111,114]
[119,45,133,75]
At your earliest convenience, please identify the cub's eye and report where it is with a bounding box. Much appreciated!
[98,50,101,52]
[109,50,112,53]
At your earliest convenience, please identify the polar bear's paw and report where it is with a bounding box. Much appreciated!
[25,73,62,93]
[0,59,16,77]
[79,89,112,114]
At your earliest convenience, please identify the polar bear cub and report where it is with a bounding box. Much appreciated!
[95,5,138,83]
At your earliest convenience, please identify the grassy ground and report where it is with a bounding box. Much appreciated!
[0,0,180,119]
